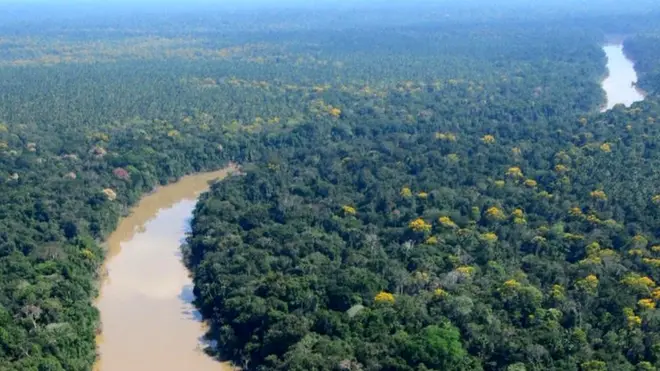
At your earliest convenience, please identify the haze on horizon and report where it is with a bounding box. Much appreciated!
[3,0,660,17]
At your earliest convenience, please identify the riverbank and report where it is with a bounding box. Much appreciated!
[94,166,236,371]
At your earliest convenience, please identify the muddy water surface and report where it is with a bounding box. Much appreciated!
[601,44,645,110]
[95,168,234,371]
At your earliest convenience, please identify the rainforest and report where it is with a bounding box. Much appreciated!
[2,1,660,370]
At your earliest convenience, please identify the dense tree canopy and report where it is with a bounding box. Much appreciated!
[0,2,660,370]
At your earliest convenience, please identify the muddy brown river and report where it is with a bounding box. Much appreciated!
[601,44,645,110]
[94,168,234,371]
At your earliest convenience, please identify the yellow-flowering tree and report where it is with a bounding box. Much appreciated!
[642,258,660,267]
[374,291,395,304]
[486,206,506,221]
[481,134,495,144]
[328,107,342,117]
[438,216,457,228]
[481,232,499,243]
[102,188,117,201]
[400,187,413,198]
[576,274,599,294]
[342,205,357,216]
[568,207,583,217]
[638,298,656,310]
[624,307,642,328]
[409,218,432,233]
[506,166,524,178]
[503,279,521,290]
[524,179,538,188]
[621,273,656,291]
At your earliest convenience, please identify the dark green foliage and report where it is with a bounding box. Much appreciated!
[183,11,660,371]
[625,36,660,94]
[1,2,660,371]
[189,94,660,370]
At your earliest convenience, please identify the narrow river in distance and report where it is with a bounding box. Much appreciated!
[601,44,645,110]
[94,168,234,371]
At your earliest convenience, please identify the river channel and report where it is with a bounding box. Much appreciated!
[92,43,642,371]
[601,44,645,110]
[94,168,234,371]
